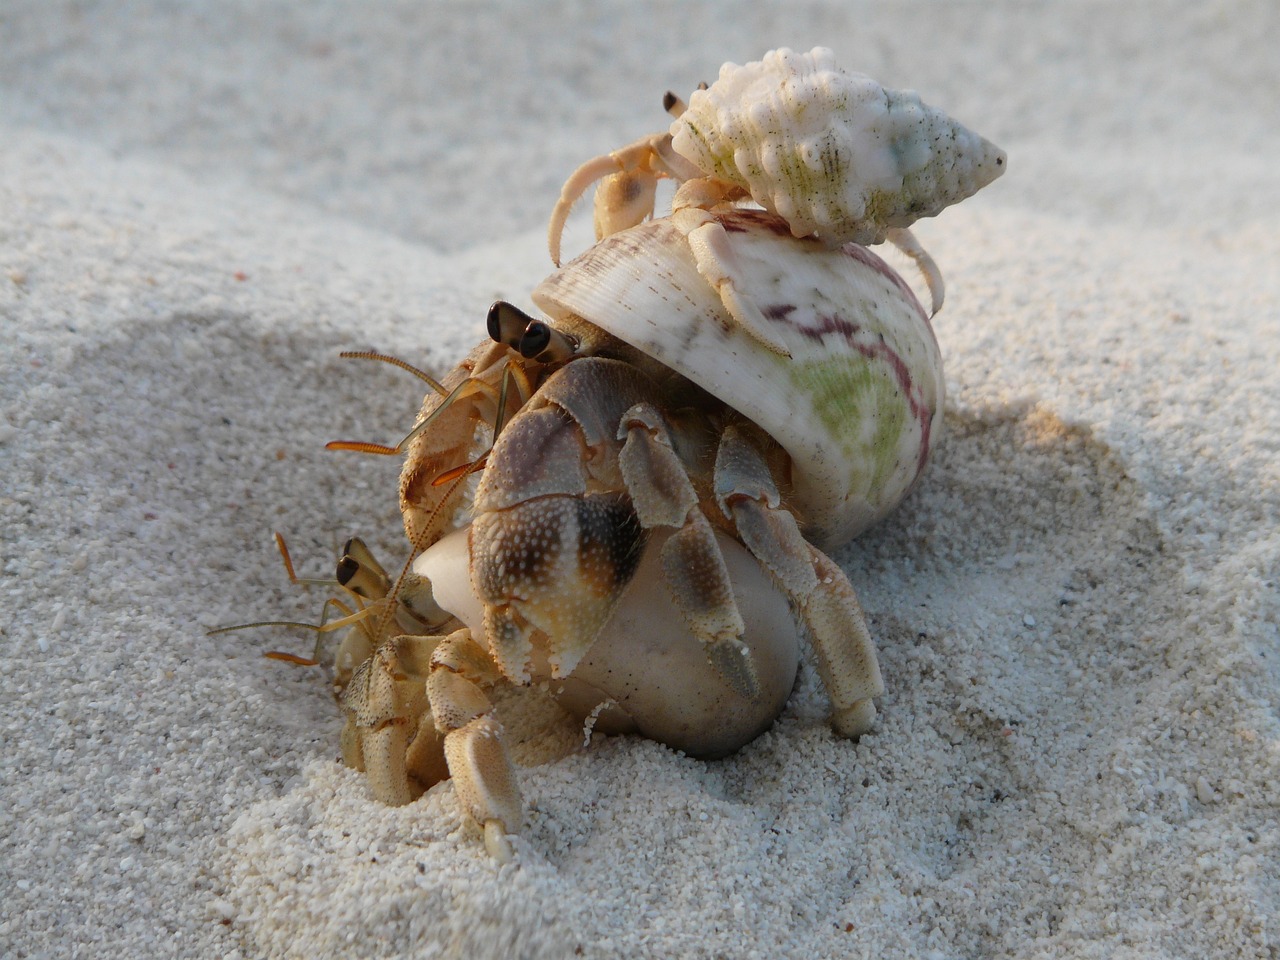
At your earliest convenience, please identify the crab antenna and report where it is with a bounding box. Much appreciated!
[273,532,341,587]
[325,351,452,456]
[264,652,322,666]
[328,372,500,458]
[338,350,448,397]
[323,439,402,456]
[207,618,329,637]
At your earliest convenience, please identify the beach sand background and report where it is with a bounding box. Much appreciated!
[3,2,1278,957]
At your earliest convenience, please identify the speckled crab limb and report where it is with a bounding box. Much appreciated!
[714,423,884,735]
[617,401,759,699]
[424,631,522,861]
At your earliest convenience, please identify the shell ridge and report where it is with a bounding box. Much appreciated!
[531,211,944,544]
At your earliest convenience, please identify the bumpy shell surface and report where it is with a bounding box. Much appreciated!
[532,208,944,550]
[670,47,1006,245]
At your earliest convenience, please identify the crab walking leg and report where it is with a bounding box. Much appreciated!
[884,227,945,316]
[339,634,444,806]
[800,549,882,737]
[398,340,543,550]
[672,203,794,357]
[548,133,704,265]
[426,630,522,861]
[714,425,884,736]
[617,402,760,699]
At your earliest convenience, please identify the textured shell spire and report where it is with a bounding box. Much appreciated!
[670,47,1006,245]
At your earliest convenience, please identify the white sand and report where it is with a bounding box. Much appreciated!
[3,2,1278,957]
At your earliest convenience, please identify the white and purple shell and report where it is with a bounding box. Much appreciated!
[533,208,944,550]
[670,47,1007,246]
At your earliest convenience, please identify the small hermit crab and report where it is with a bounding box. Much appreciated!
[548,46,1006,322]
[335,203,953,859]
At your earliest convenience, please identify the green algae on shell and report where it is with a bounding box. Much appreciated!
[532,208,944,550]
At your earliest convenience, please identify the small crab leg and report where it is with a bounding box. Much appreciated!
[340,633,445,805]
[672,203,793,357]
[426,629,522,861]
[885,227,945,316]
[397,341,540,549]
[713,425,883,736]
[548,133,702,266]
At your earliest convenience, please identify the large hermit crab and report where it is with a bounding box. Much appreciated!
[321,48,1004,860]
[336,208,949,859]
[549,46,1006,321]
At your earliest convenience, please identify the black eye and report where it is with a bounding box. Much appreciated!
[518,322,552,358]
[335,555,359,588]
[487,300,538,348]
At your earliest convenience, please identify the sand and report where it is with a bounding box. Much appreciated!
[3,2,1278,957]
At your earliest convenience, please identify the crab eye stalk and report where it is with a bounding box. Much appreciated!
[335,539,392,601]
[517,321,576,361]
[486,300,539,349]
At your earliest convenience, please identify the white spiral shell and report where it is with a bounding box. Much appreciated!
[670,47,1006,245]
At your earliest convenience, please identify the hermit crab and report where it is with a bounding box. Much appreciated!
[306,48,1004,860]
[549,46,1006,320]
[336,208,950,859]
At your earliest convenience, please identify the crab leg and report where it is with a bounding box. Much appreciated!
[713,425,883,736]
[617,402,759,699]
[397,340,541,550]
[671,202,794,357]
[426,630,522,861]
[549,133,703,266]
[884,227,945,316]
[339,633,444,805]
